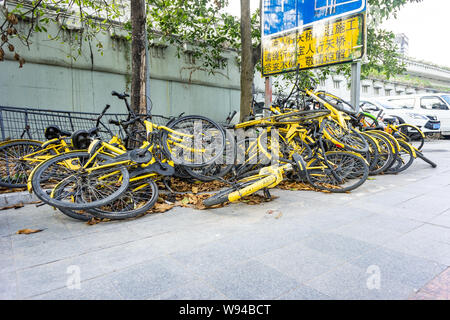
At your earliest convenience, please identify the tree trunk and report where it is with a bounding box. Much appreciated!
[240,0,253,121]
[131,0,147,116]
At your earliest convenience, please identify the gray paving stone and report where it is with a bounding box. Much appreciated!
[152,228,231,255]
[13,237,87,270]
[152,280,228,300]
[301,232,378,261]
[32,277,123,300]
[204,260,300,300]
[0,253,15,273]
[383,233,450,266]
[288,206,374,232]
[407,224,450,245]
[75,226,144,252]
[350,247,446,289]
[306,263,415,300]
[215,228,298,259]
[351,213,423,234]
[171,239,251,277]
[91,237,166,273]
[0,271,17,299]
[106,256,196,299]
[430,210,450,228]
[255,242,346,283]
[277,285,331,300]
[11,224,74,249]
[16,253,108,298]
[331,223,403,246]
[0,235,12,255]
[395,195,450,220]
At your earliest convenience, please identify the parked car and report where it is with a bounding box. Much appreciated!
[359,98,441,135]
[382,93,450,137]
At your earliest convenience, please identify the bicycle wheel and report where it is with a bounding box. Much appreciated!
[31,151,130,210]
[88,177,159,219]
[52,185,95,221]
[393,124,425,151]
[322,119,369,153]
[364,131,395,175]
[373,131,400,173]
[234,137,267,177]
[161,115,226,168]
[306,151,369,193]
[184,129,236,181]
[359,133,379,172]
[385,140,415,174]
[0,140,43,188]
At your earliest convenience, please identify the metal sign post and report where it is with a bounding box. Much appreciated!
[351,60,361,112]
[264,77,272,117]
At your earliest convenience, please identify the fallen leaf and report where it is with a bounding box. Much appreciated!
[16,228,43,235]
[150,202,174,213]
[86,218,101,225]
[0,203,24,210]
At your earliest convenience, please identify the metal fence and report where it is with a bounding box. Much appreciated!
[0,106,132,142]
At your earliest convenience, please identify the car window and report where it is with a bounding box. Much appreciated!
[441,95,450,106]
[386,98,415,109]
[360,102,379,112]
[420,96,449,110]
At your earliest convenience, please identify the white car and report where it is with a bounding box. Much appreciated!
[382,93,450,138]
[359,98,441,134]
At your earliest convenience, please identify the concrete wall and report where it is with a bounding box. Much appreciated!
[0,16,241,122]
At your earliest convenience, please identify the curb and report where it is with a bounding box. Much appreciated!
[0,191,39,208]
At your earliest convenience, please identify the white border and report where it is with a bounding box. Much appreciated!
[262,0,366,38]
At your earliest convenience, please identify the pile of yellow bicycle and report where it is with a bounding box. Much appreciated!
[0,86,437,221]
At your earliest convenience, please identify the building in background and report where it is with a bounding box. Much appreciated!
[395,33,409,56]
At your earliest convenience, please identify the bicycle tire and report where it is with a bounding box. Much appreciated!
[0,140,43,188]
[375,131,401,173]
[306,151,369,193]
[161,115,226,168]
[31,151,130,210]
[385,140,415,174]
[184,128,236,181]
[88,177,159,219]
[364,131,395,175]
[394,124,425,151]
[359,133,379,172]
[322,119,369,153]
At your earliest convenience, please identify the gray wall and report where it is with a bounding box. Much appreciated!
[0,18,242,122]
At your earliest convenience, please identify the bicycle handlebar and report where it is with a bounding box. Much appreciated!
[111,91,130,100]
[108,117,140,128]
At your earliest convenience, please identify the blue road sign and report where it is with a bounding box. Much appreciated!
[263,0,366,36]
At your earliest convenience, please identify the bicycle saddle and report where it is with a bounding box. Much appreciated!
[71,130,93,150]
[44,125,71,140]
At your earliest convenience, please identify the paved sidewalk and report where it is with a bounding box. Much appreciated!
[1,141,450,300]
